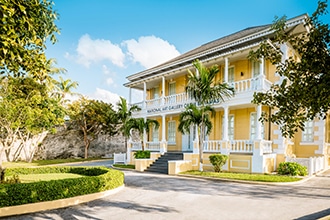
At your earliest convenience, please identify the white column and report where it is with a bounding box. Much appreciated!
[224,57,229,83]
[259,57,265,89]
[128,87,132,105]
[161,114,167,153]
[162,76,165,105]
[143,82,147,109]
[143,117,147,150]
[193,124,199,154]
[256,105,262,140]
[223,106,229,141]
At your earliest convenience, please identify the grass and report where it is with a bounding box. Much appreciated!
[17,173,84,183]
[113,164,135,169]
[181,171,303,183]
[3,157,109,168]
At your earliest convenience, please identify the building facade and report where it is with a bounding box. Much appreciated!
[124,14,330,174]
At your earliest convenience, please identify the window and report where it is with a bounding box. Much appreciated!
[152,124,159,142]
[228,67,235,83]
[250,113,264,140]
[151,87,159,99]
[222,115,234,140]
[168,121,176,144]
[302,120,314,142]
[169,82,176,103]
[252,60,260,77]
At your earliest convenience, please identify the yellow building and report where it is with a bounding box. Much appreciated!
[124,14,330,174]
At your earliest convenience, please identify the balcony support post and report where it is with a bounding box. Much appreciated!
[224,57,229,83]
[143,82,147,109]
[162,76,165,105]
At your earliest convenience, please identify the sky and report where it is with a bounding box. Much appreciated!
[45,0,329,106]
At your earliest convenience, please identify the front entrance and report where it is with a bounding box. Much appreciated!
[181,126,195,152]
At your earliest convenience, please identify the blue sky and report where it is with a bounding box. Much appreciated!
[46,0,329,105]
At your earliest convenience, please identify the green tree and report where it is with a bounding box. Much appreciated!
[179,60,234,170]
[249,0,330,137]
[68,97,118,158]
[0,0,59,80]
[55,76,79,101]
[125,118,159,151]
[116,97,141,152]
[0,76,66,163]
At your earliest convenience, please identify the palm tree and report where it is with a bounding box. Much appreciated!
[55,76,79,102]
[116,97,141,152]
[179,60,234,171]
[125,117,159,151]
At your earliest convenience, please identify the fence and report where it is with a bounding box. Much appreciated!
[286,156,325,176]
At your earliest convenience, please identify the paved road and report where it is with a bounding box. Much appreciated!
[4,162,330,220]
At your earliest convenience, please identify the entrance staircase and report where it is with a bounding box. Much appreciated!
[145,152,183,174]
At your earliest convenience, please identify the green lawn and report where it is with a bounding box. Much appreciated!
[112,164,135,169]
[181,171,303,182]
[18,173,84,183]
[3,158,109,168]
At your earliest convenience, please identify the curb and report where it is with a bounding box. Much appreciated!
[0,185,124,218]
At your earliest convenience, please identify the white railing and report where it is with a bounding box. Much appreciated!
[203,140,221,152]
[164,93,192,105]
[146,97,162,108]
[130,76,272,112]
[261,140,273,153]
[145,142,161,151]
[114,153,126,164]
[286,156,326,176]
[131,142,142,150]
[230,140,253,153]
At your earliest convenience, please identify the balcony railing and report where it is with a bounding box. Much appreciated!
[131,76,272,113]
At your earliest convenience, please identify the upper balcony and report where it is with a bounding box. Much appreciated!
[131,75,272,117]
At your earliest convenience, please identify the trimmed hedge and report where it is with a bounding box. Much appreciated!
[0,166,124,207]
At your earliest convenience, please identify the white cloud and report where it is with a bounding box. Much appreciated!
[106,77,114,86]
[88,88,120,106]
[124,35,180,69]
[76,34,125,67]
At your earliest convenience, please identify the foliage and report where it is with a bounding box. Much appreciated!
[125,117,159,150]
[181,171,302,182]
[112,164,135,169]
[0,0,59,80]
[0,76,66,163]
[68,97,118,158]
[179,60,234,169]
[116,97,141,151]
[0,166,124,207]
[249,0,330,138]
[277,162,307,176]
[209,154,228,172]
[133,150,151,159]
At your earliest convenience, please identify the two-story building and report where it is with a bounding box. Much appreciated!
[124,14,330,174]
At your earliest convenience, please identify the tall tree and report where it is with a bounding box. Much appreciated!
[179,60,234,170]
[125,118,159,151]
[0,0,60,80]
[68,97,118,158]
[116,97,141,152]
[249,0,330,137]
[0,76,66,163]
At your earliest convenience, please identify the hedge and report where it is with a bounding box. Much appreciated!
[0,166,124,207]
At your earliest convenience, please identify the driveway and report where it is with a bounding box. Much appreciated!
[4,164,330,220]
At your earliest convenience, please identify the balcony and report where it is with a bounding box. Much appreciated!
[131,76,272,116]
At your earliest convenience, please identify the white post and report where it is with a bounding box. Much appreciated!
[161,114,166,154]
[259,57,265,89]
[162,76,165,105]
[193,125,199,154]
[128,87,132,105]
[143,117,147,150]
[224,57,229,83]
[143,82,147,109]
[223,106,229,141]
[256,105,262,140]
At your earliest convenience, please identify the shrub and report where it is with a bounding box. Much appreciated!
[134,150,150,159]
[209,154,228,172]
[0,166,124,207]
[277,162,307,176]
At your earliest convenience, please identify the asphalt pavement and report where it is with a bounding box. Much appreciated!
[3,161,330,220]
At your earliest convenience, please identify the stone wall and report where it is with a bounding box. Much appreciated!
[34,126,126,160]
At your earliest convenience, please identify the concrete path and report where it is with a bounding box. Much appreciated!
[4,164,330,220]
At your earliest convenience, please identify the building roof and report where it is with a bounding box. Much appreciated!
[125,14,308,87]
